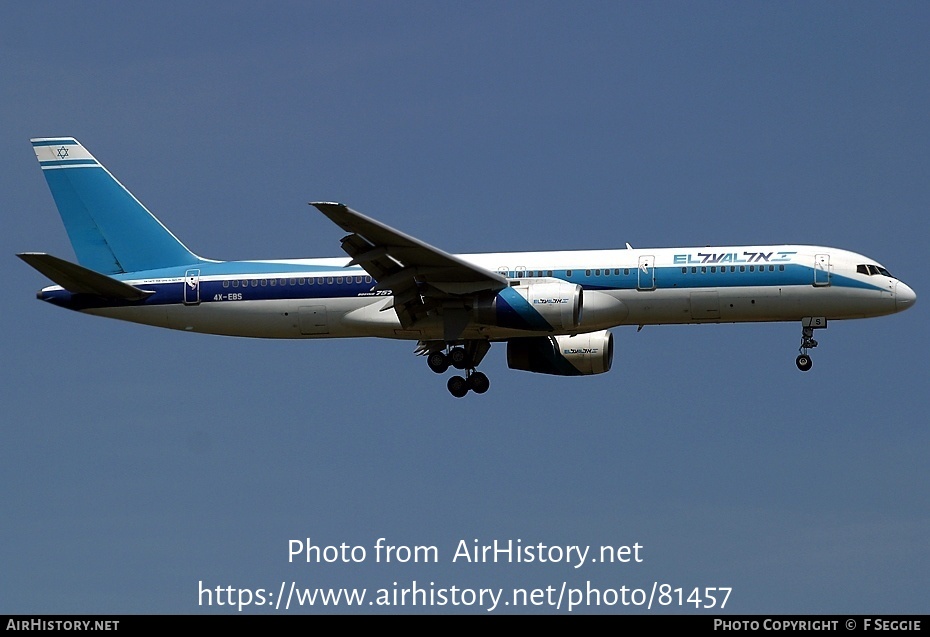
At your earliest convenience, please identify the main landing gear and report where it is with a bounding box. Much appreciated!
[796,318,825,372]
[425,341,491,397]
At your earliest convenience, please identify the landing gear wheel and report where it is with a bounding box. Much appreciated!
[449,347,470,370]
[427,351,450,374]
[447,375,469,398]
[467,371,490,394]
[796,321,822,372]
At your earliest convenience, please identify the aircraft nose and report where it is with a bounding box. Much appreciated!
[895,281,916,312]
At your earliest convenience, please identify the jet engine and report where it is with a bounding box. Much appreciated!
[473,281,582,331]
[506,330,613,376]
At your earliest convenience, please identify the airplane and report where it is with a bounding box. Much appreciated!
[20,137,917,397]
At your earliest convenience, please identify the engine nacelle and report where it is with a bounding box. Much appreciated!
[474,281,582,331]
[507,330,614,376]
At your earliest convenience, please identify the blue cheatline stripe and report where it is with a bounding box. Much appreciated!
[40,276,381,309]
[817,272,884,292]
[39,160,99,168]
[100,263,886,298]
[555,264,885,294]
[42,264,898,319]
[109,262,366,280]
[101,262,884,296]
[32,139,79,147]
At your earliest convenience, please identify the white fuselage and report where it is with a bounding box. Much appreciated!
[55,244,913,342]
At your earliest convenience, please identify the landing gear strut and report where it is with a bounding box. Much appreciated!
[423,340,492,397]
[796,318,825,372]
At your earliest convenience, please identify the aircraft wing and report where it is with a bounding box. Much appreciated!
[311,202,509,329]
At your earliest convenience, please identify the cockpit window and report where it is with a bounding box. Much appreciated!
[857,264,893,277]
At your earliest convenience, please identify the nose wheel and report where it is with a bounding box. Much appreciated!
[796,354,813,371]
[796,320,824,372]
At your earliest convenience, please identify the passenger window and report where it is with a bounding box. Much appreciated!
[740,266,745,272]
[586,269,591,277]
[223,280,229,288]
[232,280,239,287]
[567,270,572,277]
[261,279,267,286]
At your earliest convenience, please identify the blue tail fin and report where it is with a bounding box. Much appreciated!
[31,137,201,274]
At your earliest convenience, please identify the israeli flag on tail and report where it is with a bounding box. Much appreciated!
[31,137,201,275]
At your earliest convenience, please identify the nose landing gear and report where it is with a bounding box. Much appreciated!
[796,318,826,372]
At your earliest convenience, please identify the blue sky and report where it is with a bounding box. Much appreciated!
[2,3,927,614]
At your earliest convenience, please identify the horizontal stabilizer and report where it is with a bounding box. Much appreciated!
[17,253,154,301]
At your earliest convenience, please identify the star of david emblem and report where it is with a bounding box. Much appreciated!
[56,146,70,159]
